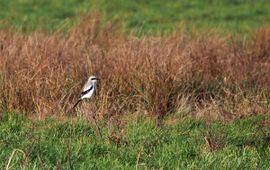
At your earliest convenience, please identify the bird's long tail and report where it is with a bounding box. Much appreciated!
[72,99,82,109]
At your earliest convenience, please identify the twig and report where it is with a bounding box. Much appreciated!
[92,113,103,140]
[6,149,26,170]
[135,149,142,170]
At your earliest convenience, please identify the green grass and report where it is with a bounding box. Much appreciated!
[97,0,270,35]
[0,0,92,32]
[1,113,269,169]
[0,0,270,34]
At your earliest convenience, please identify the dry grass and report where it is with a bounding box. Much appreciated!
[0,16,269,122]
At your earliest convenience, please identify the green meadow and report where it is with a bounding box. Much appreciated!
[0,0,270,169]
[0,0,270,33]
[1,113,270,169]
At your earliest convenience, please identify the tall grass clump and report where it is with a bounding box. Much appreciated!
[0,16,269,121]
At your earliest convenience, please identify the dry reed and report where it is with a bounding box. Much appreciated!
[0,16,269,121]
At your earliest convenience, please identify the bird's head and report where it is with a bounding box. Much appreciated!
[89,75,99,84]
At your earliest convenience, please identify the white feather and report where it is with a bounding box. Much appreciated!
[80,76,98,100]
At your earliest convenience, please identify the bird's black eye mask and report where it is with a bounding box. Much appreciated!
[91,78,98,80]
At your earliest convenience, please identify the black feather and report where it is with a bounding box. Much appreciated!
[81,85,93,96]
[72,99,82,109]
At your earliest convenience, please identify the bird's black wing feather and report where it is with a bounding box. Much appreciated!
[72,99,82,109]
[81,85,93,96]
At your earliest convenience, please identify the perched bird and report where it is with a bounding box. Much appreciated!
[72,75,99,109]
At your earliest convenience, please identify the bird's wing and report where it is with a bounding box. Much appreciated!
[81,84,94,96]
[82,80,92,92]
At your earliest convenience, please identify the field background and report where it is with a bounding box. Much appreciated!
[0,0,270,169]
[1,0,270,34]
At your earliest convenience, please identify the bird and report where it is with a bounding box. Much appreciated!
[72,75,99,109]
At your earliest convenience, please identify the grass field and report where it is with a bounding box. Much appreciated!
[0,0,270,169]
[0,0,91,32]
[0,0,270,33]
[1,113,270,169]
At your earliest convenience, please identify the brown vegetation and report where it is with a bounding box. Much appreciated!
[0,16,269,121]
